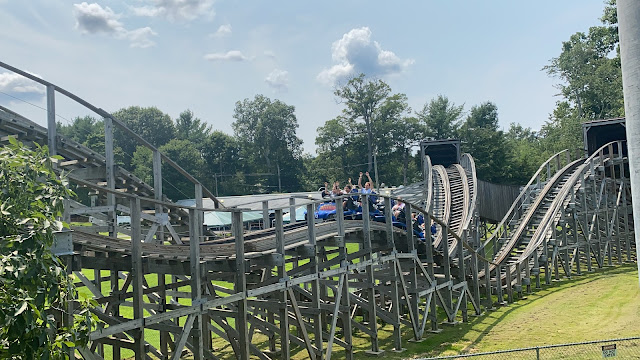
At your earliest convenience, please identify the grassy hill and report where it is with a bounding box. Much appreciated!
[348,263,639,359]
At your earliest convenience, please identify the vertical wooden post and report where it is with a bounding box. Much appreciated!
[425,219,440,332]
[525,255,532,294]
[582,181,593,272]
[572,190,582,276]
[110,269,121,359]
[543,236,551,285]
[562,219,571,278]
[335,200,352,360]
[189,206,204,359]
[457,233,467,322]
[384,197,402,349]
[361,196,381,355]
[469,222,481,315]
[482,246,494,311]
[104,117,117,238]
[515,262,523,298]
[233,211,250,360]
[130,197,145,359]
[405,204,419,330]
[274,210,290,360]
[289,197,296,225]
[46,85,57,156]
[495,265,504,306]
[262,200,270,229]
[441,228,454,321]
[152,150,169,358]
[506,265,513,303]
[306,203,323,360]
[552,225,560,281]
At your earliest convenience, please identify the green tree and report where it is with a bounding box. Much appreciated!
[232,95,304,192]
[131,139,206,200]
[112,106,176,169]
[175,110,212,151]
[315,116,368,184]
[458,102,510,183]
[416,95,464,140]
[542,0,622,157]
[334,74,392,173]
[0,138,95,359]
[388,116,426,185]
[505,123,544,184]
[202,131,243,196]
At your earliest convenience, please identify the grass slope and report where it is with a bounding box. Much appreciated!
[367,263,639,359]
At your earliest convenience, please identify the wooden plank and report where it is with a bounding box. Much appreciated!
[233,211,250,360]
[130,198,145,359]
[171,314,195,360]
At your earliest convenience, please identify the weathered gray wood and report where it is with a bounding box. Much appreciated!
[171,314,195,360]
[189,207,204,360]
[46,85,56,156]
[306,203,323,359]
[233,211,250,360]
[274,209,289,360]
[104,116,117,239]
[361,195,381,354]
[130,197,145,359]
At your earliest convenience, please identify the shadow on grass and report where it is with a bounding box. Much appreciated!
[384,263,638,360]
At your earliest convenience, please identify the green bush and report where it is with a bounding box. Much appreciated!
[0,137,96,359]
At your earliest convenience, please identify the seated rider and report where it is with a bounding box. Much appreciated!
[330,181,342,198]
[358,171,377,211]
[392,198,406,222]
[343,185,358,211]
[320,181,331,198]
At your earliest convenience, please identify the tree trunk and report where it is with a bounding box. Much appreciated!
[403,147,409,185]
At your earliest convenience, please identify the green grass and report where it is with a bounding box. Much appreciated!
[348,263,640,359]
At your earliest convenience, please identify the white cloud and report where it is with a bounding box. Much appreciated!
[73,2,157,48]
[73,2,123,34]
[204,50,249,62]
[263,50,276,59]
[210,24,231,38]
[317,27,413,85]
[132,0,215,21]
[125,27,158,48]
[265,69,289,91]
[0,72,46,103]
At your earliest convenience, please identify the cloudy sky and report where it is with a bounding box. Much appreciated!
[0,1,607,153]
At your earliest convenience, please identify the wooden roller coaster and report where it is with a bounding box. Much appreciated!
[0,61,635,360]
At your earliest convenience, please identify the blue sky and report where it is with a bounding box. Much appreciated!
[0,1,607,153]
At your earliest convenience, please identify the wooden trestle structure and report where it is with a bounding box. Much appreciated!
[0,61,636,359]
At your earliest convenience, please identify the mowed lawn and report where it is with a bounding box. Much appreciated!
[359,263,640,360]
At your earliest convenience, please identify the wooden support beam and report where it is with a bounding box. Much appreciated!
[233,210,250,360]
[130,197,145,359]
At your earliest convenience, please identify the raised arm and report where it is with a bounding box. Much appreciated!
[365,171,374,188]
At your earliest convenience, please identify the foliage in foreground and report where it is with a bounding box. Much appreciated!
[0,138,96,359]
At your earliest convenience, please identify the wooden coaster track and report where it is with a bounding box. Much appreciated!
[0,61,635,360]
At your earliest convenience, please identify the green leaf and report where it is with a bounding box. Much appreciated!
[14,301,28,316]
